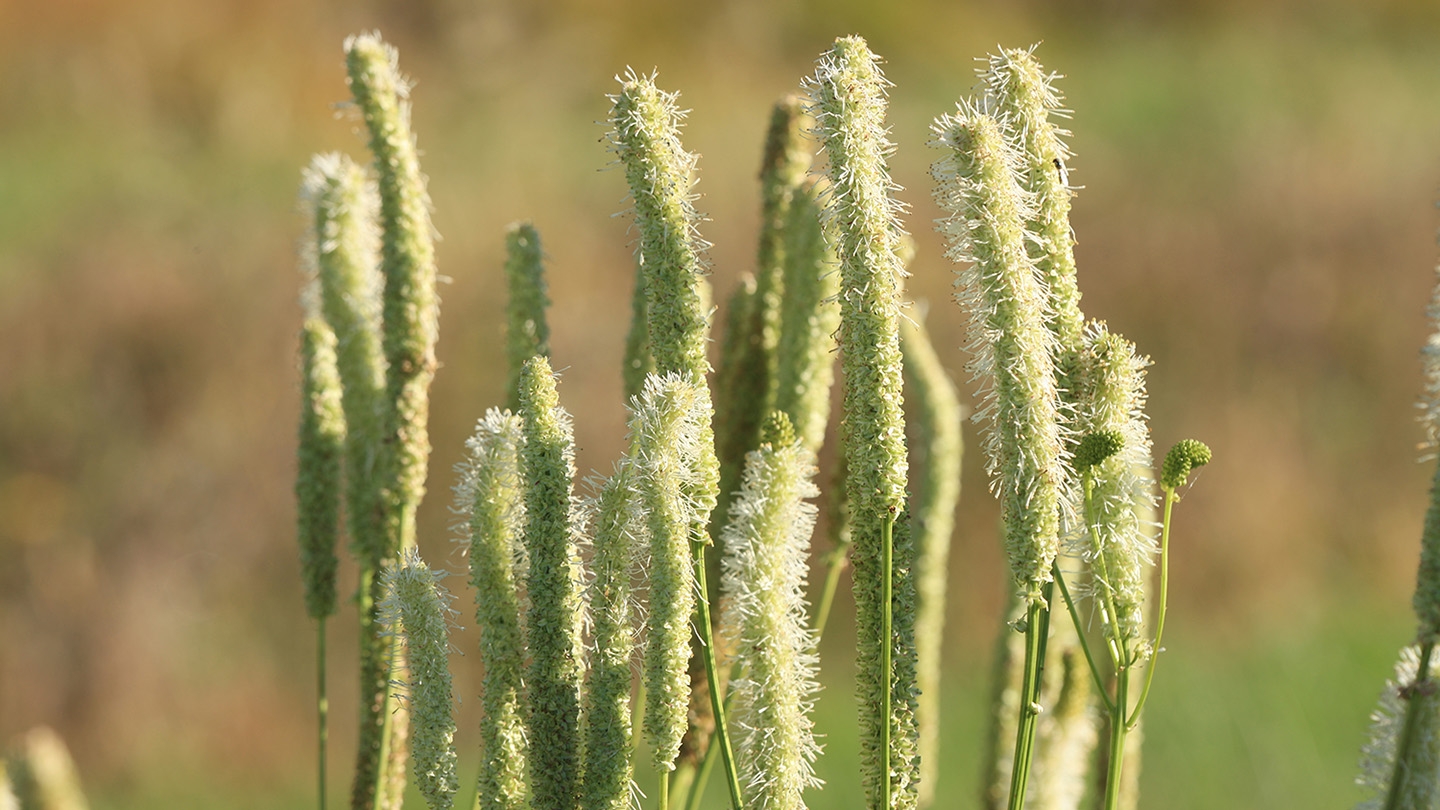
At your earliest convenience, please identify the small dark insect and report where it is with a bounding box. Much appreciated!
[1052,157,1070,187]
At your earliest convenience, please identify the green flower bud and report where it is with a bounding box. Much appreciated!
[505,222,551,412]
[1074,430,1125,472]
[1160,439,1212,490]
[381,549,460,810]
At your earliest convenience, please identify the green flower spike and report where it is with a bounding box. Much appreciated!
[629,373,715,775]
[518,356,587,810]
[983,46,1084,352]
[301,153,386,567]
[931,104,1064,600]
[720,412,823,810]
[932,102,1064,810]
[900,313,962,810]
[505,222,552,411]
[807,35,918,810]
[345,32,441,807]
[454,410,530,810]
[773,178,841,456]
[382,550,460,810]
[1075,324,1157,653]
[608,70,712,385]
[581,461,642,810]
[297,306,345,622]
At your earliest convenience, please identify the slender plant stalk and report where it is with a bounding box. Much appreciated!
[319,621,329,810]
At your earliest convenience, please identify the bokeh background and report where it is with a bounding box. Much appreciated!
[5,0,1440,806]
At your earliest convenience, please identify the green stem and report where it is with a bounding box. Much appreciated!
[692,540,743,810]
[1005,596,1045,810]
[814,539,852,639]
[1051,562,1114,715]
[1103,668,1130,810]
[683,727,720,810]
[1127,487,1177,728]
[1382,640,1437,810]
[881,515,894,810]
[318,619,328,810]
[660,767,669,810]
[371,628,401,810]
[1084,475,1127,667]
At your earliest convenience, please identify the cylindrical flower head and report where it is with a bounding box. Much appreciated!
[581,462,641,810]
[714,275,766,538]
[1073,323,1156,652]
[301,152,387,565]
[454,409,530,810]
[982,46,1083,352]
[720,411,823,810]
[381,549,460,810]
[932,105,1065,599]
[629,372,715,772]
[806,35,918,810]
[297,310,346,620]
[1356,645,1440,810]
[899,314,962,808]
[518,356,587,810]
[505,222,552,412]
[5,727,90,810]
[774,179,841,455]
[345,31,440,550]
[608,70,712,386]
[622,264,654,401]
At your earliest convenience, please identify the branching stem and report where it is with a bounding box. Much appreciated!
[692,540,743,810]
[1128,486,1178,728]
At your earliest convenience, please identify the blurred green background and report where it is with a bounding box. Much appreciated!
[4,0,1440,806]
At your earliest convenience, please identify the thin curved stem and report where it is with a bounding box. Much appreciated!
[1005,596,1046,810]
[1103,667,1130,810]
[692,540,744,810]
[318,619,328,810]
[1052,562,1114,715]
[814,539,852,639]
[1128,486,1177,729]
[683,726,720,810]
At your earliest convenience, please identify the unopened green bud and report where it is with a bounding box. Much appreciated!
[1075,430,1125,472]
[1161,439,1212,490]
[505,222,551,411]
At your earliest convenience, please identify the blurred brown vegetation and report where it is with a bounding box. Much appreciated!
[6,0,1440,805]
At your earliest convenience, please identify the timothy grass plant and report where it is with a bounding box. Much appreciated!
[292,32,1209,810]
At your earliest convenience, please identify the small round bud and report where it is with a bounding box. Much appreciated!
[1161,439,1212,489]
[759,410,797,449]
[1073,430,1124,472]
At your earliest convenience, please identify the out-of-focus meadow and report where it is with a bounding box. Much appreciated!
[5,0,1440,806]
